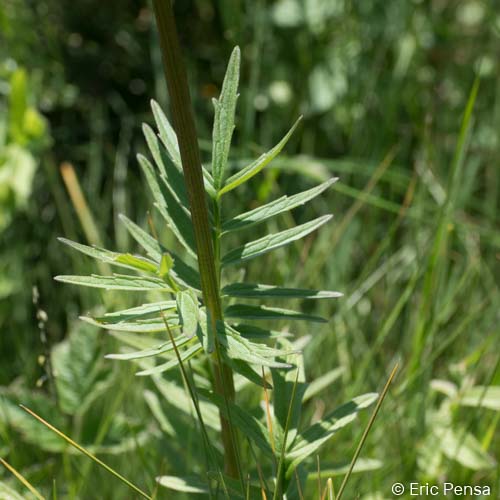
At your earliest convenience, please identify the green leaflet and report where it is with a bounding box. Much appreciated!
[103,300,176,320]
[106,336,192,361]
[218,117,302,197]
[114,254,158,273]
[159,253,174,278]
[222,356,272,389]
[150,99,216,197]
[118,214,162,261]
[119,215,201,290]
[221,178,338,233]
[217,322,292,368]
[138,154,197,258]
[156,476,208,495]
[150,99,182,169]
[58,238,157,274]
[54,274,172,292]
[222,283,342,300]
[212,46,240,189]
[109,331,166,351]
[225,304,327,323]
[233,324,292,340]
[82,315,179,333]
[176,289,199,338]
[221,214,332,266]
[135,344,203,376]
[143,123,190,209]
[286,393,378,474]
[202,167,217,198]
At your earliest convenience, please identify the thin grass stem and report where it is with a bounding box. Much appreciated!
[0,456,45,500]
[335,364,399,500]
[18,405,152,499]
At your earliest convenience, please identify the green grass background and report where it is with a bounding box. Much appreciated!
[0,0,499,498]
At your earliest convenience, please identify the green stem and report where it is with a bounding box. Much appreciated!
[151,0,241,480]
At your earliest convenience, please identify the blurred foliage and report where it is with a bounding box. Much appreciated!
[0,0,499,498]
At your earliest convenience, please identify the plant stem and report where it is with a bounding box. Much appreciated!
[151,0,241,480]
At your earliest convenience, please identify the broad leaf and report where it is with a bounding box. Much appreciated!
[212,46,240,189]
[459,386,500,411]
[434,424,496,470]
[222,282,342,300]
[222,178,337,233]
[218,117,302,196]
[225,304,327,323]
[0,393,66,452]
[221,214,332,266]
[54,274,172,291]
[51,325,110,415]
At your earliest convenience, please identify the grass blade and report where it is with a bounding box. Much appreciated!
[0,456,45,500]
[335,364,399,500]
[19,405,152,499]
